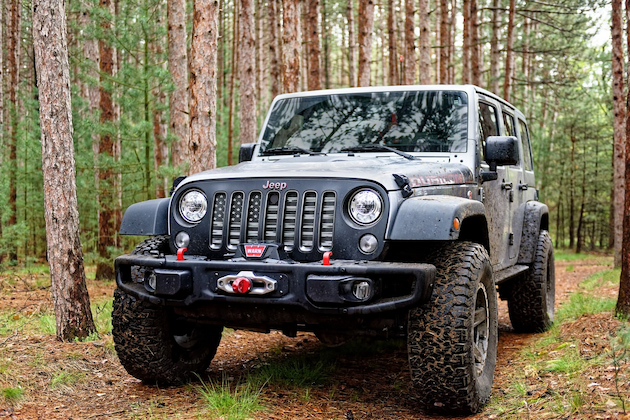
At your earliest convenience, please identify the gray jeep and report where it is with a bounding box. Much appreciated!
[112,85,554,414]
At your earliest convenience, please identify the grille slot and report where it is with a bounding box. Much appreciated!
[246,192,262,242]
[227,192,244,250]
[319,192,336,251]
[282,191,299,251]
[300,191,317,251]
[210,193,227,249]
[263,192,280,242]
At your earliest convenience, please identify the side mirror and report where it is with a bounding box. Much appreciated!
[485,136,519,170]
[239,143,257,163]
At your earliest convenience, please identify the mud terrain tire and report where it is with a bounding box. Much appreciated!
[112,236,223,384]
[508,230,555,333]
[407,242,497,414]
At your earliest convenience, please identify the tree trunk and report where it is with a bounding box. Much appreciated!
[306,0,321,90]
[403,0,415,84]
[7,0,21,262]
[322,0,330,89]
[462,0,470,84]
[347,0,356,87]
[228,1,239,165]
[616,0,630,315]
[96,0,116,280]
[0,0,3,259]
[612,0,625,268]
[439,0,448,84]
[189,0,219,173]
[268,0,281,97]
[357,0,375,87]
[282,0,300,93]
[503,0,515,101]
[418,0,430,84]
[32,0,96,341]
[490,0,500,93]
[168,0,190,170]
[569,133,576,249]
[470,0,481,85]
[387,0,397,85]
[239,0,257,147]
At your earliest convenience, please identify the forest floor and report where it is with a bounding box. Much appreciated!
[0,253,627,419]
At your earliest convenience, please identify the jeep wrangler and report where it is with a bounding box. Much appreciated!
[112,85,554,414]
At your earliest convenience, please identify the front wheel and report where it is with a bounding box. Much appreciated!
[407,242,498,414]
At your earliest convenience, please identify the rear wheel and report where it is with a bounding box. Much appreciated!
[508,230,555,332]
[407,242,498,414]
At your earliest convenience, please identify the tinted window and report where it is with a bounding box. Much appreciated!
[502,112,516,137]
[518,119,534,171]
[260,90,469,154]
[478,102,498,159]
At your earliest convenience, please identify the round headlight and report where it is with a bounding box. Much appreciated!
[179,190,207,223]
[348,189,383,225]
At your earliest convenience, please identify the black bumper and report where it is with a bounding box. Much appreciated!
[115,254,435,316]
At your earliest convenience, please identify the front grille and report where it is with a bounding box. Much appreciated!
[210,189,336,254]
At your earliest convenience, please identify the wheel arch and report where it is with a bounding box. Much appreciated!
[119,198,170,236]
[517,201,549,264]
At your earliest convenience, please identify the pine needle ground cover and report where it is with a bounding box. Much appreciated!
[0,255,626,419]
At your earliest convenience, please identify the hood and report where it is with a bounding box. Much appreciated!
[178,156,476,191]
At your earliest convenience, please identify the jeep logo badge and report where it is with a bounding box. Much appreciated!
[262,180,287,190]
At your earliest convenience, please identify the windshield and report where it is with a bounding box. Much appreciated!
[260,90,468,155]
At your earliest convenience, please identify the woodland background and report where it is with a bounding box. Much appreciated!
[0,0,614,277]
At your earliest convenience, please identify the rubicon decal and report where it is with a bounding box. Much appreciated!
[262,180,287,190]
[244,244,267,258]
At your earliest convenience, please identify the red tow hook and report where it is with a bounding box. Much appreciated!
[232,277,252,294]
[177,247,187,261]
[322,251,332,266]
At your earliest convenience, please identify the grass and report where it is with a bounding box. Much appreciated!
[252,354,334,388]
[50,369,86,389]
[554,249,612,263]
[2,387,24,404]
[199,377,266,420]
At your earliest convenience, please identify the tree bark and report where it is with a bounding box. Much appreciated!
[612,0,625,268]
[387,0,397,85]
[168,0,190,170]
[490,0,500,93]
[470,0,481,85]
[418,0,430,84]
[96,0,116,280]
[239,0,257,147]
[402,0,415,84]
[32,0,96,341]
[7,0,21,262]
[503,0,515,101]
[268,0,281,97]
[347,0,356,87]
[357,0,375,87]
[438,0,448,84]
[462,0,471,84]
[0,0,3,259]
[228,1,239,165]
[616,0,630,315]
[306,0,321,90]
[282,0,300,93]
[189,0,219,173]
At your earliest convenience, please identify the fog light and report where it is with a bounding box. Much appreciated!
[147,272,157,291]
[352,281,371,300]
[175,231,190,248]
[359,234,378,254]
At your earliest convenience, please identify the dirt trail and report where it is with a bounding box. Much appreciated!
[0,258,617,419]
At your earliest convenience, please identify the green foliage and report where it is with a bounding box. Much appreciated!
[555,292,617,324]
[198,377,266,420]
[252,354,334,388]
[50,369,86,389]
[2,387,24,404]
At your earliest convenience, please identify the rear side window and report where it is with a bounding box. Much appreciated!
[518,119,534,171]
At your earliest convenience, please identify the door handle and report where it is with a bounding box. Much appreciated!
[519,183,528,190]
[501,182,513,190]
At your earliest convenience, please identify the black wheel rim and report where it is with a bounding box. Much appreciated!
[473,283,490,377]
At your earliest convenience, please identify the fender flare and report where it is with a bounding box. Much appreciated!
[387,196,486,241]
[119,198,170,236]
[517,201,549,264]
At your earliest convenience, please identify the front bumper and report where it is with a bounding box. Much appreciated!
[115,254,435,316]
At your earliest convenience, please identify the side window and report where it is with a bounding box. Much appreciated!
[502,112,516,137]
[518,119,534,171]
[478,102,498,159]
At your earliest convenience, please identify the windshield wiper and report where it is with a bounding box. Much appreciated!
[340,144,417,160]
[261,146,325,156]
